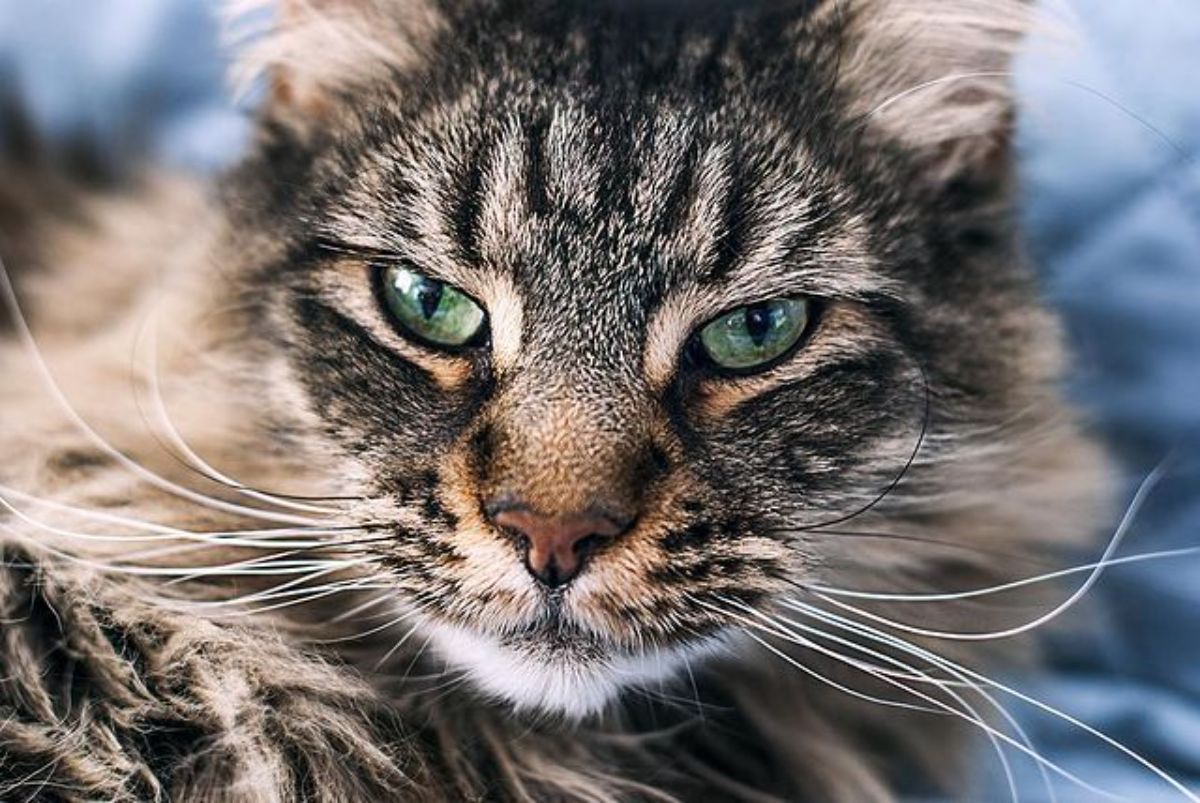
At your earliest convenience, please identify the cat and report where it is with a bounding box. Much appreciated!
[0,0,1110,800]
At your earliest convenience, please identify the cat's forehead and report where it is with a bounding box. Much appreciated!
[326,89,880,332]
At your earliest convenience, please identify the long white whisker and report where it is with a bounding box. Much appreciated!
[703,596,1112,801]
[786,597,1198,802]
[374,619,426,671]
[687,597,942,716]
[813,463,1165,641]
[813,464,1174,604]
[138,308,350,516]
[167,555,376,589]
[1,522,364,579]
[151,579,363,611]
[813,546,1200,603]
[0,257,336,527]
[1,490,359,550]
[770,598,1057,802]
[117,539,229,564]
[0,483,372,539]
[754,625,945,703]
[709,595,1020,802]
[330,591,397,624]
[167,568,385,615]
[188,579,394,619]
[314,606,420,645]
[113,536,361,566]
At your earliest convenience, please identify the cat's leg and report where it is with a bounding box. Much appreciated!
[0,541,442,803]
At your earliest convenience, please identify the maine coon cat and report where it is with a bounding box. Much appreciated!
[0,0,1113,800]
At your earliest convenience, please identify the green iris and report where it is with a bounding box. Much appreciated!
[698,298,811,371]
[381,266,486,348]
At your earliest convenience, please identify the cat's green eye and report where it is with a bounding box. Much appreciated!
[381,266,486,348]
[698,298,812,371]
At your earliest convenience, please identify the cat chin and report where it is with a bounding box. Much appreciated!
[422,619,713,719]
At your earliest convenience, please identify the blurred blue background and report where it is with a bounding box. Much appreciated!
[0,0,247,171]
[1,1,1197,799]
[1007,2,1200,799]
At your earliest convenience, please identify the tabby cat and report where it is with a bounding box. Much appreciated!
[0,0,1108,800]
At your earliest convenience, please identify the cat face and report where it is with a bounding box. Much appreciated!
[227,0,1092,716]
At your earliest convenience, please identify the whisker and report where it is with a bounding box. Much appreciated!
[168,571,392,618]
[812,546,1200,604]
[706,594,1022,802]
[168,556,377,594]
[373,619,426,671]
[1,521,370,580]
[0,482,375,538]
[115,533,394,567]
[747,627,1024,801]
[783,526,1057,567]
[699,596,1110,801]
[126,532,393,561]
[1,490,367,550]
[278,533,396,553]
[330,591,397,624]
[805,462,1166,641]
[681,652,706,726]
[193,581,395,619]
[755,597,1057,801]
[684,595,943,716]
[808,462,1171,605]
[796,361,930,532]
[311,608,419,645]
[418,672,474,707]
[785,597,1197,802]
[0,257,340,528]
[135,308,358,513]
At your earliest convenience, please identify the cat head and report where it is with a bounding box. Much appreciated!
[217,0,1101,717]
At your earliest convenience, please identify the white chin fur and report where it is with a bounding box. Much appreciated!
[423,620,705,719]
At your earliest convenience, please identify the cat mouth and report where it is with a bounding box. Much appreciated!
[421,613,705,718]
[503,612,611,655]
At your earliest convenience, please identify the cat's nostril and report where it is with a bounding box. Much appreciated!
[489,505,629,589]
[572,533,604,558]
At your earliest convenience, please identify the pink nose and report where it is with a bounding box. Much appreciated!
[491,508,626,588]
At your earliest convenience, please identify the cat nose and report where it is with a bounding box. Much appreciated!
[489,505,629,588]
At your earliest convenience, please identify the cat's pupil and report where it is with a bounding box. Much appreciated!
[745,304,774,347]
[416,279,444,320]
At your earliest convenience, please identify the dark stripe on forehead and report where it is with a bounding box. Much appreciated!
[524,115,552,218]
[703,153,751,285]
[448,129,492,265]
[656,137,703,240]
[598,104,639,223]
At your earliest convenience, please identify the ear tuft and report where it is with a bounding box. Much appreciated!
[824,0,1037,179]
[224,0,443,123]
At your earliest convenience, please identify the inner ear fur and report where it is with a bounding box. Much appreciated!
[226,0,444,126]
[812,0,1034,182]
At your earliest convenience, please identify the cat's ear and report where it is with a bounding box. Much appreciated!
[226,0,442,126]
[818,0,1034,182]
